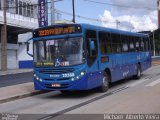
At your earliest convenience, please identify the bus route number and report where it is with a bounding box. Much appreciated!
[62,73,75,78]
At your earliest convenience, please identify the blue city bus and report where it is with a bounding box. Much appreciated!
[27,23,151,93]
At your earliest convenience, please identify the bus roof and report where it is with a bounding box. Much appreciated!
[34,23,149,38]
[79,23,149,38]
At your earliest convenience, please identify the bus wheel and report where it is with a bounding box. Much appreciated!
[99,73,110,92]
[135,64,141,79]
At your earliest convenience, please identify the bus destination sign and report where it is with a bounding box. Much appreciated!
[33,25,82,37]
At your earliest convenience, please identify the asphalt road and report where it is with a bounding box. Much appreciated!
[0,65,160,120]
[0,72,33,87]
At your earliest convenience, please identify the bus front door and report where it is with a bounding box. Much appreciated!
[86,38,101,88]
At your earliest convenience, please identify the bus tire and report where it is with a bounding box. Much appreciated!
[135,64,141,79]
[99,72,110,92]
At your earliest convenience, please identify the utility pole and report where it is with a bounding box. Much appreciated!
[72,0,75,23]
[152,30,156,56]
[1,0,7,71]
[51,0,55,25]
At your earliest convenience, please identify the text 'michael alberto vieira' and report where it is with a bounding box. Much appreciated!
[104,114,160,120]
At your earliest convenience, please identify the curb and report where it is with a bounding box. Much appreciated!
[0,71,33,77]
[0,70,33,76]
[0,91,50,104]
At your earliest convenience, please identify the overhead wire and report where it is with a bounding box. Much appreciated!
[84,0,156,11]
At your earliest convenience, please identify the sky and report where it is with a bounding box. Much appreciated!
[53,0,158,32]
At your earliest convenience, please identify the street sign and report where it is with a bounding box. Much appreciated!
[38,0,48,27]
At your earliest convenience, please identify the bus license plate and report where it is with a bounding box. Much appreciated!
[52,84,61,87]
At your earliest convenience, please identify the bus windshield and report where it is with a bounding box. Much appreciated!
[34,37,85,67]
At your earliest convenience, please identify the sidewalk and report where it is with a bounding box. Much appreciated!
[0,69,33,76]
[0,69,49,104]
[0,82,49,104]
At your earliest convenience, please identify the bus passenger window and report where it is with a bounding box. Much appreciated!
[122,35,129,52]
[123,44,128,52]
[130,42,134,52]
[99,32,112,54]
[135,38,139,51]
[141,39,144,51]
[111,33,121,53]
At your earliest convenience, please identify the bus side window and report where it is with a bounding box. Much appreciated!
[106,33,112,53]
[122,35,129,52]
[99,31,112,54]
[135,37,139,52]
[111,33,121,53]
[129,37,135,52]
[99,32,106,54]
[140,38,144,51]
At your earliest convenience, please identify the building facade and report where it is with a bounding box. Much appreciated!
[0,0,38,69]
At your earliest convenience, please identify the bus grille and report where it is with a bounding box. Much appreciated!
[38,68,75,74]
[44,78,70,81]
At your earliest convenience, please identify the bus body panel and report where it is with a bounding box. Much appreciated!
[34,72,103,90]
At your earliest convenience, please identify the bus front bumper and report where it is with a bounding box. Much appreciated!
[34,76,90,91]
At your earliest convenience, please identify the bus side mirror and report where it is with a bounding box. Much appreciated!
[26,38,33,57]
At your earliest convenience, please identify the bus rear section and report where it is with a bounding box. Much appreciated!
[98,31,151,83]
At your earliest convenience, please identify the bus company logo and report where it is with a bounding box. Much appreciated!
[123,71,129,77]
[50,74,60,78]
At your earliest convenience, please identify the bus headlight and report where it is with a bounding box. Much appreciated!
[34,74,37,77]
[80,71,85,76]
[71,78,75,81]
[35,76,43,82]
[34,73,42,82]
[36,77,39,80]
[76,76,80,79]
[71,71,85,81]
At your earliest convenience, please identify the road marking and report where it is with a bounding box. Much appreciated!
[38,86,129,120]
[128,78,149,87]
[146,78,160,87]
